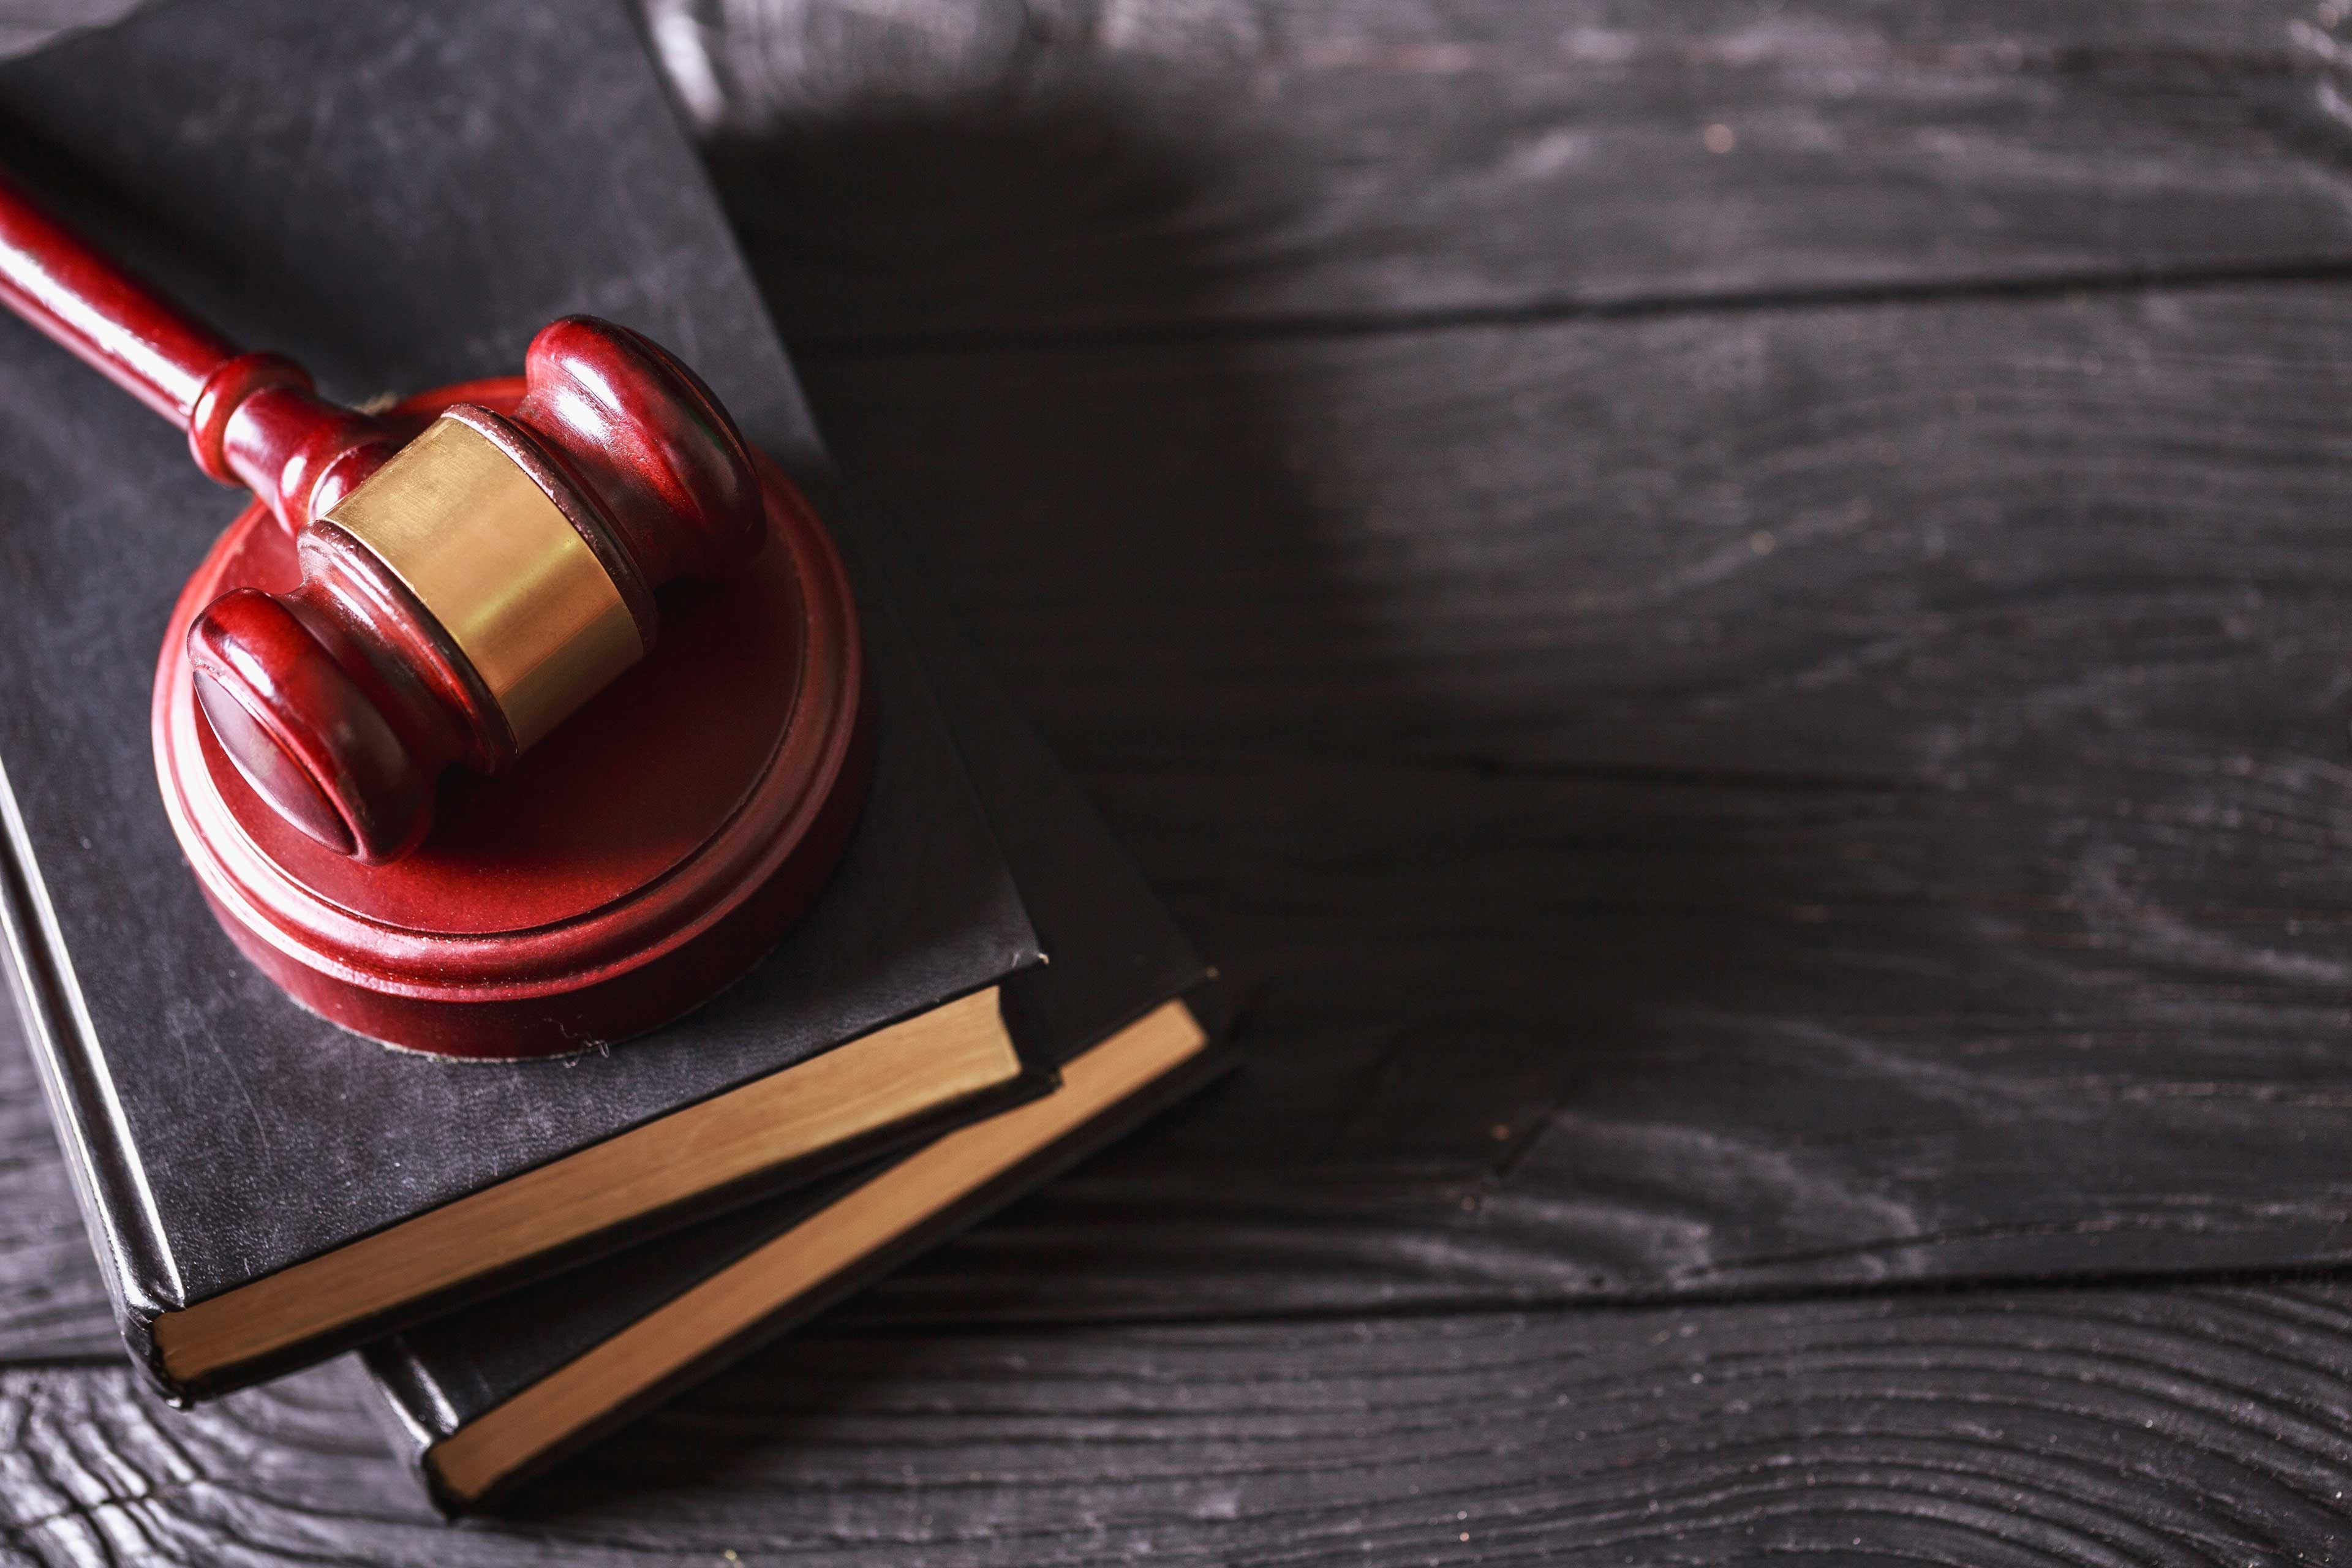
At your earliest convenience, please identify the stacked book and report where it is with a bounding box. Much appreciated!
[0,0,1229,1513]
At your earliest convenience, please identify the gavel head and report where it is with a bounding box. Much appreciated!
[186,317,766,862]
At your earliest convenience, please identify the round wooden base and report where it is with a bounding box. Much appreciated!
[153,379,869,1059]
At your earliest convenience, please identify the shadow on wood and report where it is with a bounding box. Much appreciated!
[696,61,1823,1316]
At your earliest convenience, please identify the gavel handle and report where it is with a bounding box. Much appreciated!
[0,167,384,524]
[0,168,245,427]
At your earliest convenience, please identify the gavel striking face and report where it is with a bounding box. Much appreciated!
[183,317,765,862]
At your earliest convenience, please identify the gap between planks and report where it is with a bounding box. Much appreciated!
[793,257,2352,360]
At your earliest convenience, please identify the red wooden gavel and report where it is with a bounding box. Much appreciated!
[0,172,765,862]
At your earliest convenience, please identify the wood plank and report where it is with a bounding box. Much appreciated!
[6,1284,2352,1559]
[800,281,2352,780]
[671,0,2352,339]
[866,766,2352,1322]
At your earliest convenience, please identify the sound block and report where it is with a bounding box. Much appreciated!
[154,378,869,1059]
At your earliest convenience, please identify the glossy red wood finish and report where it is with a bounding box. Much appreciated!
[509,317,767,590]
[208,373,398,522]
[0,168,238,424]
[4,167,874,1054]
[0,170,387,515]
[188,318,773,863]
[156,382,871,1058]
[0,175,791,866]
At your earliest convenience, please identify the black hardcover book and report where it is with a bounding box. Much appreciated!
[368,591,1230,1510]
[0,0,1044,1404]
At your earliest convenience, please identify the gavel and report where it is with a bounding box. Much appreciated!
[0,171,764,863]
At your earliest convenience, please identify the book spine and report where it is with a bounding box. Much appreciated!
[361,1328,456,1477]
[0,757,183,1401]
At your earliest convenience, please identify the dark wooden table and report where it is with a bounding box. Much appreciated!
[10,1,2352,1560]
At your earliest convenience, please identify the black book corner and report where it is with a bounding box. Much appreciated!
[0,0,1057,1406]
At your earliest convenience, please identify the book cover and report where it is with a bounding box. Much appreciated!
[0,0,1045,1403]
[367,583,1231,1509]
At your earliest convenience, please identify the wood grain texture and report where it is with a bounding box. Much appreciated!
[782,281,2352,1322]
[666,0,2352,341]
[4,1284,2352,1561]
[807,282,2352,774]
